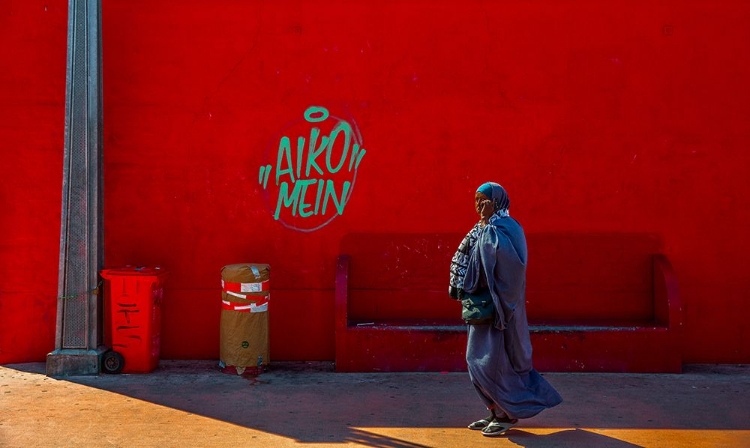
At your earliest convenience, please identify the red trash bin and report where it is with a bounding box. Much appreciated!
[100,266,168,373]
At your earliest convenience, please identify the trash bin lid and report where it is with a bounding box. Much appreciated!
[100,266,168,279]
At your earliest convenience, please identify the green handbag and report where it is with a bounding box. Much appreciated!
[461,289,495,324]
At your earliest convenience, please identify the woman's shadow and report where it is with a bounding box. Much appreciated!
[505,428,643,448]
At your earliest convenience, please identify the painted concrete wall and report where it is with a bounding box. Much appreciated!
[0,2,66,363]
[1,0,749,364]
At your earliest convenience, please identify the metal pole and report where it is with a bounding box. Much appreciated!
[46,0,105,376]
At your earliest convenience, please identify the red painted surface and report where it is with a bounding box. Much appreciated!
[1,1,749,366]
[0,2,66,364]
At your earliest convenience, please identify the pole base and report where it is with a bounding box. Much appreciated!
[46,347,108,377]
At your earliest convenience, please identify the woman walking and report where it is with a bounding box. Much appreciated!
[449,182,562,437]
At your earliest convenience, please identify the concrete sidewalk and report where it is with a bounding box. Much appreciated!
[1,361,749,448]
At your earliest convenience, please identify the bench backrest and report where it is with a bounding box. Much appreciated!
[526,233,661,322]
[340,232,462,321]
[341,232,663,323]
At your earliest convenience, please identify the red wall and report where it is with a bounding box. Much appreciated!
[0,2,66,363]
[2,0,749,364]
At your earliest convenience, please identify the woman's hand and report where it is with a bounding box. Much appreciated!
[478,199,494,225]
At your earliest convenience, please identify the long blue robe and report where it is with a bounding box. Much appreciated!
[463,214,562,419]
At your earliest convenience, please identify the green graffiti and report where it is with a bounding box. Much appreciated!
[326,121,351,174]
[275,136,295,184]
[304,106,329,123]
[306,127,329,177]
[274,179,351,220]
[260,106,366,230]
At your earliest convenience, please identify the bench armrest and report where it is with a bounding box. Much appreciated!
[653,254,683,331]
[335,254,351,333]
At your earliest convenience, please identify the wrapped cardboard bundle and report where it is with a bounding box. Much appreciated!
[219,263,270,375]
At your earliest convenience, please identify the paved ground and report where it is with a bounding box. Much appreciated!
[1,361,749,447]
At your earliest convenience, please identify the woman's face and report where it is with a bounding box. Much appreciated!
[475,191,491,216]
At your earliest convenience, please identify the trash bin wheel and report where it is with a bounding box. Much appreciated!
[102,350,125,374]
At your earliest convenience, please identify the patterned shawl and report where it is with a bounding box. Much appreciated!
[449,223,482,299]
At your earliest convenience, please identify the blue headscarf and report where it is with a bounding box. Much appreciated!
[477,182,510,214]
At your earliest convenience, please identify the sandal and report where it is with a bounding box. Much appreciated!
[467,415,494,430]
[481,417,518,437]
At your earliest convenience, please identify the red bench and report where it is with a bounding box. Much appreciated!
[334,232,683,373]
